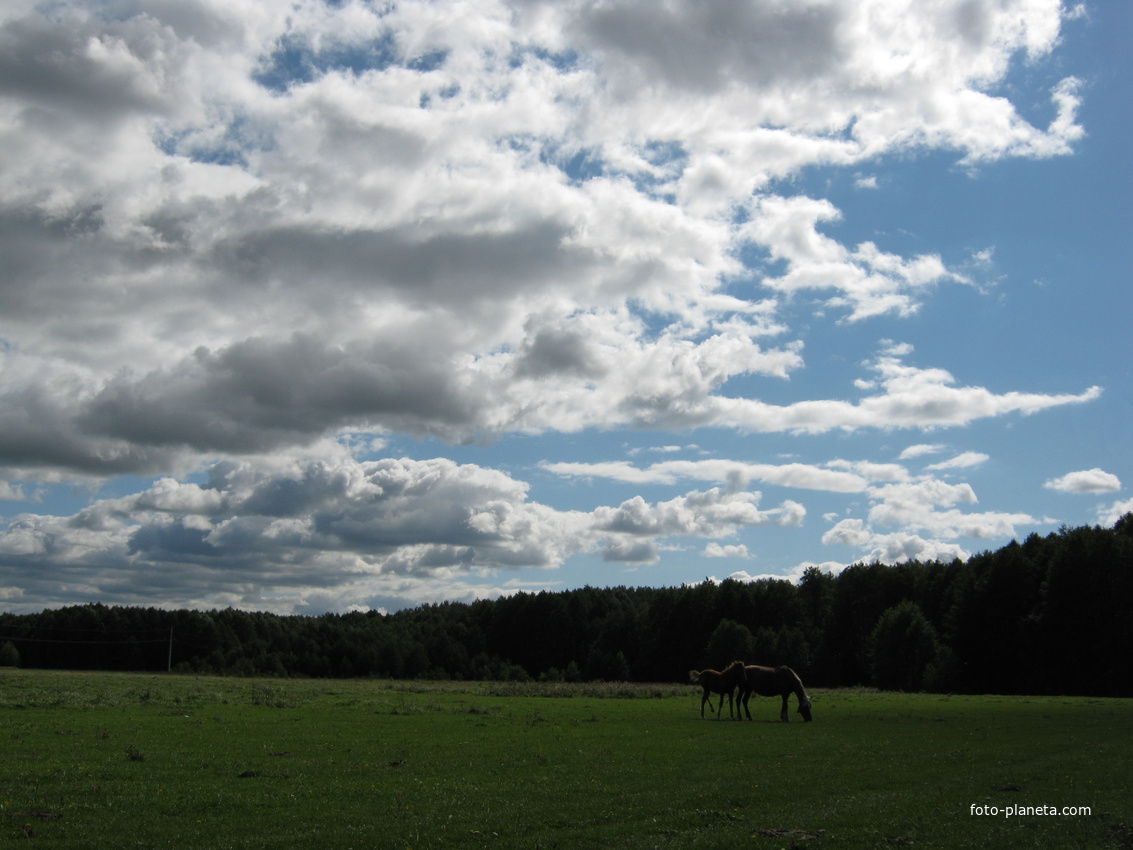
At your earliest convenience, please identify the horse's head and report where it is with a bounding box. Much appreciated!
[730,660,747,684]
[798,695,813,722]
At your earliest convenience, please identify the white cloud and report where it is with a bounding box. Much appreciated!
[1045,468,1122,494]
[0,451,588,611]
[823,519,972,564]
[1065,4,1088,22]
[543,458,870,493]
[709,348,1099,435]
[819,471,1040,566]
[0,0,1105,612]
[900,444,947,460]
[704,543,752,559]
[0,448,810,611]
[716,559,853,586]
[925,452,990,471]
[592,489,805,540]
[0,0,1099,482]
[866,478,1036,539]
[742,195,963,321]
[1099,499,1133,527]
[823,459,911,484]
[0,481,26,501]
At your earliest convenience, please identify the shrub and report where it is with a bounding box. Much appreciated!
[0,641,20,668]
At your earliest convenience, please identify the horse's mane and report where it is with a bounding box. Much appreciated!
[689,660,745,683]
[777,665,808,697]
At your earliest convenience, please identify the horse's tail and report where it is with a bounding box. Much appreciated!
[688,669,701,684]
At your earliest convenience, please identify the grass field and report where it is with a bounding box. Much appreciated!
[1,670,1130,849]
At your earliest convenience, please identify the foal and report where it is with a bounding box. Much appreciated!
[689,660,747,719]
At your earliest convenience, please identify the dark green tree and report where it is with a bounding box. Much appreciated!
[1037,522,1133,695]
[947,541,1043,693]
[825,562,913,685]
[870,600,941,692]
[704,618,754,666]
[0,640,19,667]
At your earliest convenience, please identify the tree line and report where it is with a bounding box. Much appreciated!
[2,517,1131,696]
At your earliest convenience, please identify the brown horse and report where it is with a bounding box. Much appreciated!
[689,660,748,719]
[736,665,812,722]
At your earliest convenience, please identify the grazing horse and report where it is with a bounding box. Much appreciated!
[689,660,748,720]
[737,665,812,722]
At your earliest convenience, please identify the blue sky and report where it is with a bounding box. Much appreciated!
[0,0,1129,614]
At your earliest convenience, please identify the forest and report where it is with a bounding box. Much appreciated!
[2,517,1131,697]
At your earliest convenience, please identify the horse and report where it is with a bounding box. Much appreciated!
[736,664,812,722]
[689,660,748,719]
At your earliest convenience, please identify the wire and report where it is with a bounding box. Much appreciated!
[0,634,171,645]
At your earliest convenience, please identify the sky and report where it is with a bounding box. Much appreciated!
[1,0,1130,616]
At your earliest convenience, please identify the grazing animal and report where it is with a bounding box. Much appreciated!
[736,664,812,722]
[689,660,748,719]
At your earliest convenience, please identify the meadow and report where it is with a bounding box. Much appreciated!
[1,670,1130,849]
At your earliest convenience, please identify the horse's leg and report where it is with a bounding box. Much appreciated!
[779,692,789,722]
[701,690,709,719]
[740,689,752,721]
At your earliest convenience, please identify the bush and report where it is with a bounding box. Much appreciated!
[0,641,20,668]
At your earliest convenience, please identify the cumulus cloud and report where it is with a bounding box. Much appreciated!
[1044,468,1122,494]
[592,489,805,540]
[900,444,947,460]
[704,543,752,559]
[1099,498,1133,527]
[0,448,806,611]
[0,482,26,501]
[820,473,1039,565]
[0,0,1097,480]
[742,195,963,321]
[543,458,870,493]
[925,452,990,471]
[0,451,574,611]
[0,0,1103,612]
[822,519,972,564]
[710,347,1099,435]
[713,559,847,585]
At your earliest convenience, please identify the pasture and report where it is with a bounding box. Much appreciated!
[1,670,1130,848]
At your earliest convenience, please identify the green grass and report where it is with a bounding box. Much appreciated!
[1,670,1130,848]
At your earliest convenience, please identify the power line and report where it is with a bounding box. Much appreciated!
[0,634,171,645]
[0,624,172,637]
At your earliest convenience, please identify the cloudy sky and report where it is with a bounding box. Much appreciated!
[1,0,1129,615]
